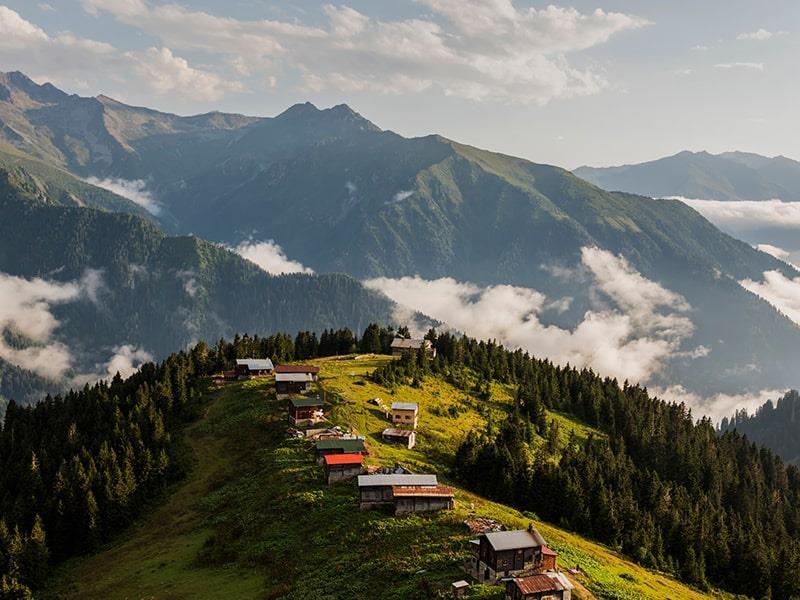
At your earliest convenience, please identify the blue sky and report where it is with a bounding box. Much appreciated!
[1,0,797,167]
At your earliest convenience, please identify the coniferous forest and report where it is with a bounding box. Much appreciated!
[375,332,800,598]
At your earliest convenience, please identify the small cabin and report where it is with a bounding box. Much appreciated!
[274,365,320,398]
[288,397,325,426]
[235,358,274,378]
[390,337,436,358]
[323,453,363,484]
[391,402,419,429]
[505,573,573,600]
[382,427,416,449]
[452,580,469,598]
[358,473,438,509]
[314,439,367,464]
[466,527,548,583]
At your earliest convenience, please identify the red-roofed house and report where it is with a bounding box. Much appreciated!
[323,453,364,484]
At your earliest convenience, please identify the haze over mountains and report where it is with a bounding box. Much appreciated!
[575,150,800,202]
[1,70,799,415]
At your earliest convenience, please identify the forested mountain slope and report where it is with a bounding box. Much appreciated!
[574,150,800,201]
[0,166,399,404]
[720,390,800,464]
[1,334,725,600]
[3,72,800,397]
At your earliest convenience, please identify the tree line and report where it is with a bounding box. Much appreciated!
[374,331,800,598]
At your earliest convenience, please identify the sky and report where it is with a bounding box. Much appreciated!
[1,0,798,168]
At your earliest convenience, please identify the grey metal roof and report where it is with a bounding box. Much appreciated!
[391,402,418,411]
[236,358,274,370]
[276,372,313,382]
[483,529,544,551]
[357,474,437,487]
[390,338,427,349]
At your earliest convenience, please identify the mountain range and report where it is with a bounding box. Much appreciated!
[1,70,799,403]
[574,150,800,201]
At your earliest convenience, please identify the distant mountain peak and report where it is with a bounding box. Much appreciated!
[275,101,379,131]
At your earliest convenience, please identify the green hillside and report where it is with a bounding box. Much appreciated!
[52,355,721,600]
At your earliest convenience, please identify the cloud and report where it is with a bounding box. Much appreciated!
[714,62,764,71]
[233,240,313,275]
[0,6,241,105]
[690,44,709,51]
[79,0,649,105]
[86,176,162,215]
[0,271,81,379]
[650,385,783,423]
[390,190,415,204]
[37,3,56,11]
[97,344,153,379]
[175,269,200,298]
[737,29,787,41]
[366,246,697,384]
[740,270,800,326]
[756,244,800,268]
[672,68,692,76]
[672,198,800,229]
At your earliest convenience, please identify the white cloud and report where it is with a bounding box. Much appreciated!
[0,6,241,105]
[0,271,81,379]
[650,384,783,423]
[37,3,56,12]
[756,244,800,269]
[714,62,764,71]
[672,198,800,229]
[690,44,709,51]
[80,0,649,105]
[176,269,200,298]
[737,29,787,41]
[390,190,415,204]
[98,344,153,379]
[366,246,698,384]
[86,176,162,215]
[672,68,693,76]
[234,240,313,275]
[740,270,800,326]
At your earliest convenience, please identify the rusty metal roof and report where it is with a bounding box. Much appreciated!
[323,453,364,466]
[512,574,563,594]
[274,364,320,374]
[392,485,454,498]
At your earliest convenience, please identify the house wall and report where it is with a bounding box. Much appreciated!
[391,409,418,428]
[382,432,416,449]
[359,486,394,509]
[326,464,362,484]
[394,496,453,515]
[276,381,311,396]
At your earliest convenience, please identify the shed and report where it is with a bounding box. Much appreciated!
[235,358,274,378]
[451,580,469,598]
[315,438,367,464]
[275,372,314,397]
[323,453,363,484]
[357,473,437,510]
[288,397,325,425]
[382,427,416,449]
[390,338,436,358]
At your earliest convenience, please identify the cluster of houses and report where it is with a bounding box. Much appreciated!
[226,356,575,597]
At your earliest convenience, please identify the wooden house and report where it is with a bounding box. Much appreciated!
[274,365,320,398]
[390,337,436,358]
[357,473,452,515]
[391,402,419,429]
[323,453,363,484]
[505,573,573,600]
[314,439,367,464]
[382,427,416,449]
[235,358,274,378]
[288,397,325,426]
[466,527,548,583]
